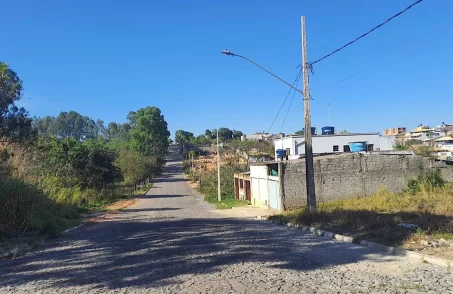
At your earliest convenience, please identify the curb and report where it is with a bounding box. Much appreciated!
[61,224,85,234]
[266,219,452,269]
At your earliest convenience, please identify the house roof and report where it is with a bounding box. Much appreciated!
[435,136,453,142]
[279,133,380,140]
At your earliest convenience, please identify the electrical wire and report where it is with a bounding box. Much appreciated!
[267,68,302,133]
[309,0,424,67]
[280,72,302,134]
[316,19,453,94]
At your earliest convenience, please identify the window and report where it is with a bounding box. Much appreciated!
[343,145,350,152]
[333,145,339,152]
[285,148,290,156]
[367,144,374,151]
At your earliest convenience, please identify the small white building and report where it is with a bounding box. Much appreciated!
[273,133,393,158]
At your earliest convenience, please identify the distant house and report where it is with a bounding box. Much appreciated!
[272,133,392,159]
[383,127,406,136]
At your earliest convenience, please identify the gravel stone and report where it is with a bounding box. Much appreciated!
[0,150,452,293]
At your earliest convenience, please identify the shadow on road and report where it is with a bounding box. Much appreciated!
[0,217,405,290]
[121,208,181,213]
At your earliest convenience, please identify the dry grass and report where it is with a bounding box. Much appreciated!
[270,182,453,246]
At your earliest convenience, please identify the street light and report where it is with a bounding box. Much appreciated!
[221,50,303,95]
[221,46,317,213]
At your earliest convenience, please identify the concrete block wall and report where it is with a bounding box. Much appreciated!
[281,154,434,210]
[441,167,453,182]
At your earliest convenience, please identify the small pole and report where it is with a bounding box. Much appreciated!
[301,16,317,213]
[217,130,221,202]
[192,154,195,182]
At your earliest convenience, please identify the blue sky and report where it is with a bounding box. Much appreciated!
[2,0,453,138]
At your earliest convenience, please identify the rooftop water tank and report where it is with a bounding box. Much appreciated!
[321,126,335,135]
[276,149,286,160]
[302,127,317,135]
[349,142,367,152]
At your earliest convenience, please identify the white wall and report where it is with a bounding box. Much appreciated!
[273,137,297,157]
[250,165,269,208]
[379,136,396,151]
[294,134,381,155]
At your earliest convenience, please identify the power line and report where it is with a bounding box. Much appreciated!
[309,0,424,67]
[267,68,302,133]
[316,19,453,94]
[280,73,302,134]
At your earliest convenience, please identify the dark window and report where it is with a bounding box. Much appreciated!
[367,144,374,151]
[343,145,350,152]
[285,148,290,155]
[333,145,339,152]
[268,163,279,176]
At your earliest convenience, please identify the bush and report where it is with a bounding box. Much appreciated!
[407,168,445,194]
[199,162,248,202]
[115,149,158,185]
[0,175,78,238]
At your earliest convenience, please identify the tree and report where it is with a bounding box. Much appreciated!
[218,127,233,141]
[232,130,243,139]
[0,62,22,116]
[0,62,34,140]
[34,116,55,136]
[205,129,212,139]
[175,130,194,144]
[191,134,210,145]
[295,130,304,135]
[2,106,36,140]
[129,106,170,157]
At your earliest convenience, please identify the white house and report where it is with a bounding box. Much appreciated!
[273,133,393,158]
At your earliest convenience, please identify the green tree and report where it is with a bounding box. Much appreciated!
[33,116,55,136]
[175,130,194,144]
[232,130,243,139]
[218,127,233,141]
[205,129,212,139]
[0,62,34,140]
[295,130,304,135]
[129,106,170,157]
[191,134,210,145]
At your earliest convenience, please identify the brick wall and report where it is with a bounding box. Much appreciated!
[281,154,437,210]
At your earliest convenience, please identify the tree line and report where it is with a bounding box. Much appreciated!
[175,128,244,145]
[0,61,170,238]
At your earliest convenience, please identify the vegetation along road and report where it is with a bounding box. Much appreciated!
[1,149,452,293]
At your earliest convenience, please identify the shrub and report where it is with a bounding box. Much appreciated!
[407,168,445,194]
[199,162,248,202]
[0,175,78,238]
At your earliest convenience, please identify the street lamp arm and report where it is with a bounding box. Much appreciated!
[221,50,303,95]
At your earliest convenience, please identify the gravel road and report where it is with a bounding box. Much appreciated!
[1,150,452,293]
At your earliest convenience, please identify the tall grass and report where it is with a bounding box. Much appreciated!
[0,175,79,238]
[269,168,453,245]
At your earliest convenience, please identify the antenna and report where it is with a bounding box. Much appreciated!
[328,103,332,126]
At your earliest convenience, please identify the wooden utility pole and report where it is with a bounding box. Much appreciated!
[217,130,221,202]
[301,16,317,213]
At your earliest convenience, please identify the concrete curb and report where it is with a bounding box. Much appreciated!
[266,218,452,269]
[61,224,85,234]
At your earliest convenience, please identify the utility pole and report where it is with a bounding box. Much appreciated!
[192,153,195,182]
[301,16,317,213]
[217,130,221,202]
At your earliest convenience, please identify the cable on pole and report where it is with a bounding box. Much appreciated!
[309,0,424,67]
[280,73,302,134]
[316,19,453,93]
[267,68,302,133]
